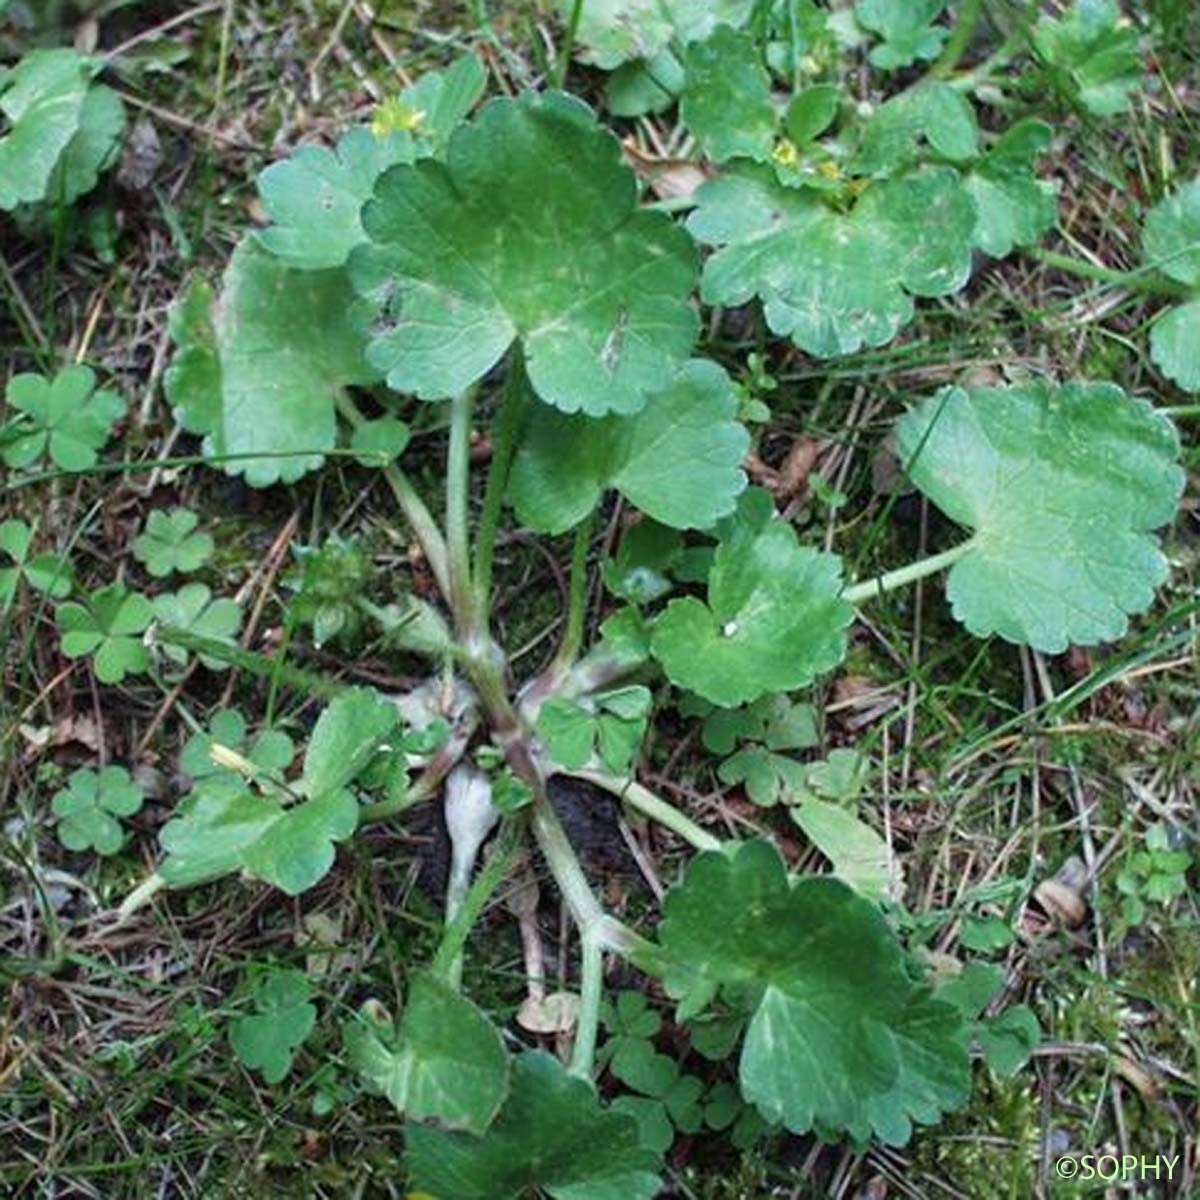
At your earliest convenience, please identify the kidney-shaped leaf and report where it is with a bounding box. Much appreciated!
[897,381,1184,653]
[345,971,508,1134]
[352,90,698,416]
[1143,177,1200,391]
[164,239,380,486]
[689,164,974,358]
[509,360,748,534]
[656,840,969,1144]
[158,785,357,895]
[0,49,90,210]
[406,1050,662,1200]
[651,491,852,707]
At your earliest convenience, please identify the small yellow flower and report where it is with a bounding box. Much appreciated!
[772,138,800,168]
[817,159,841,180]
[372,97,425,139]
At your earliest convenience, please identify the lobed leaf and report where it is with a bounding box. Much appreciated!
[0,48,90,210]
[509,360,748,534]
[3,365,125,472]
[688,164,975,358]
[230,968,316,1084]
[132,508,214,577]
[680,26,775,164]
[651,491,852,707]
[0,518,73,607]
[51,765,144,855]
[352,90,698,416]
[963,119,1058,257]
[345,972,508,1134]
[406,1050,662,1200]
[897,381,1184,652]
[655,840,970,1143]
[57,584,152,683]
[1142,177,1200,391]
[1032,0,1142,117]
[164,239,381,486]
[855,0,947,69]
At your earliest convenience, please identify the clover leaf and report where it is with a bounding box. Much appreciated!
[3,365,125,472]
[164,239,381,486]
[51,765,144,855]
[1143,177,1200,391]
[680,26,775,164]
[352,90,698,416]
[688,164,975,358]
[964,119,1059,258]
[406,1050,663,1200]
[152,583,243,670]
[718,748,807,808]
[537,685,651,773]
[509,360,749,534]
[345,971,508,1134]
[0,49,90,210]
[652,491,852,707]
[159,689,395,893]
[855,0,947,69]
[655,840,970,1144]
[1032,0,1142,117]
[897,381,1184,653]
[229,967,316,1084]
[57,584,153,683]
[180,708,295,795]
[0,519,73,608]
[132,508,214,577]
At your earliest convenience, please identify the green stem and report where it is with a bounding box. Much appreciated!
[842,541,975,606]
[574,770,722,852]
[335,394,451,600]
[359,723,475,824]
[551,512,595,676]
[446,389,476,635]
[556,0,585,88]
[473,352,527,627]
[569,931,603,1078]
[530,798,606,931]
[929,0,984,78]
[1026,247,1189,298]
[430,820,524,986]
[152,625,344,699]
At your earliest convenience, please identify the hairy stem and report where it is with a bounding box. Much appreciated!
[152,625,344,699]
[574,770,722,852]
[446,388,477,635]
[334,394,452,599]
[929,0,984,78]
[1026,247,1190,298]
[473,351,527,627]
[842,541,974,606]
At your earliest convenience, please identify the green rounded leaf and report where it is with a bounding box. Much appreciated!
[855,0,947,70]
[681,26,776,164]
[1150,300,1200,392]
[230,968,316,1084]
[898,381,1184,652]
[963,119,1058,258]
[46,82,125,205]
[1032,0,1142,117]
[689,164,974,358]
[656,840,969,1144]
[350,416,410,466]
[509,360,748,534]
[256,128,416,270]
[406,1050,663,1200]
[164,239,380,486]
[345,971,508,1133]
[785,84,840,145]
[651,492,852,706]
[0,48,90,210]
[352,90,698,416]
[1142,178,1200,391]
